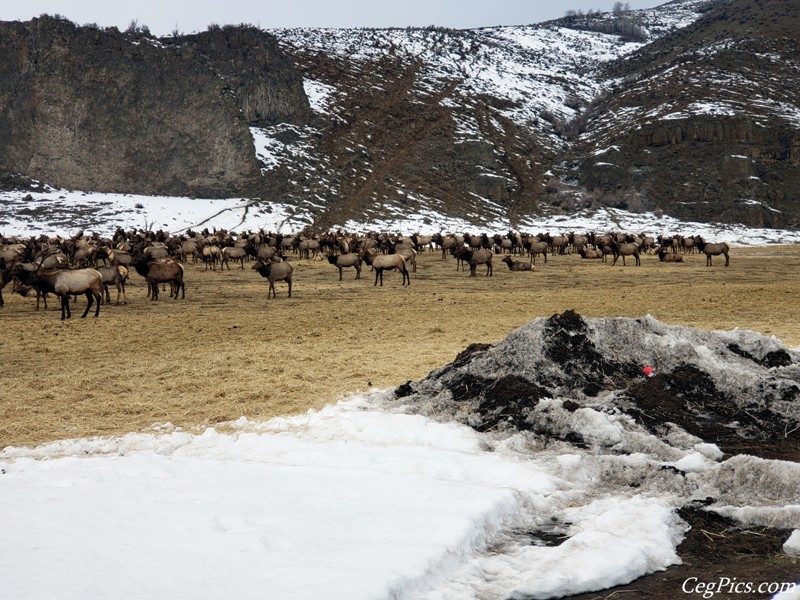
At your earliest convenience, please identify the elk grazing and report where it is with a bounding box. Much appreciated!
[327,253,362,281]
[361,250,410,286]
[501,256,533,271]
[11,264,102,320]
[696,239,730,267]
[253,260,293,298]
[132,255,185,300]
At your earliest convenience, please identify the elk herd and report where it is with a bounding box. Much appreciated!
[0,226,730,319]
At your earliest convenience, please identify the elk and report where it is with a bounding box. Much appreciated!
[578,247,604,260]
[394,245,417,273]
[501,256,533,271]
[201,245,222,270]
[440,236,458,260]
[96,265,129,304]
[10,262,55,310]
[132,255,185,300]
[298,238,320,260]
[657,248,684,263]
[0,259,11,308]
[526,239,549,264]
[221,245,249,270]
[327,253,362,280]
[696,240,730,267]
[253,260,293,298]
[610,240,641,266]
[106,249,133,269]
[11,264,102,320]
[361,250,410,286]
[456,248,492,277]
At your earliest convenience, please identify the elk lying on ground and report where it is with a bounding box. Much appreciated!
[578,247,604,260]
[327,253,362,280]
[253,260,293,298]
[501,256,533,271]
[11,264,102,320]
[657,248,684,263]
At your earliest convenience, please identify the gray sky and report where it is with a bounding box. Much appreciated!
[3,0,665,36]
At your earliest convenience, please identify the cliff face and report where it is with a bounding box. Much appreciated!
[0,17,310,198]
[169,27,312,127]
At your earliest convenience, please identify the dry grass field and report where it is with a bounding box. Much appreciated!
[1,244,799,449]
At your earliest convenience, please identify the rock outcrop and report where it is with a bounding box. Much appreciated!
[0,17,309,198]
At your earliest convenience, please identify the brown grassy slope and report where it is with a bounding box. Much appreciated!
[1,245,799,449]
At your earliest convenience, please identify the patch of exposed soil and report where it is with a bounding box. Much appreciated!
[565,506,799,600]
[625,365,800,462]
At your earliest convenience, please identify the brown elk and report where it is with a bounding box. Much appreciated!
[253,260,293,298]
[657,248,684,263]
[578,247,604,260]
[327,253,362,281]
[11,264,102,320]
[501,256,533,271]
[132,255,185,300]
[610,240,641,266]
[463,248,493,277]
[526,239,549,264]
[0,259,11,308]
[394,245,417,273]
[201,245,222,270]
[696,240,730,267]
[361,250,410,286]
[96,265,129,304]
[221,245,249,270]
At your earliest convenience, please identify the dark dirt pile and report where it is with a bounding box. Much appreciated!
[395,309,800,461]
[392,310,800,598]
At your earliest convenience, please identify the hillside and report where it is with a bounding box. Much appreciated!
[1,0,799,231]
[579,0,800,228]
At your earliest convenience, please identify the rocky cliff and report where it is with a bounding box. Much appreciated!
[0,16,310,198]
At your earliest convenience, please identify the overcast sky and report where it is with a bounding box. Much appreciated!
[4,0,666,36]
